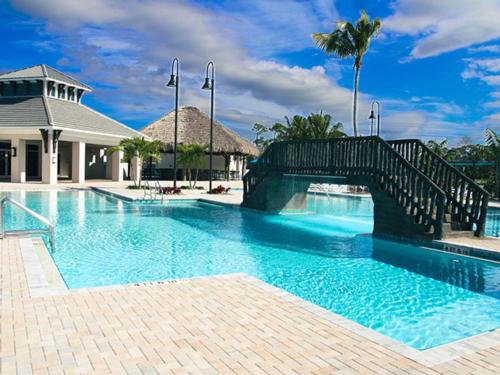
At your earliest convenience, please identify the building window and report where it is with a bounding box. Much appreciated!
[68,87,75,101]
[16,82,28,96]
[58,84,66,99]
[48,82,56,97]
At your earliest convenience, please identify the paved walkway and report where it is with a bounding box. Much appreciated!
[440,236,500,254]
[1,238,499,374]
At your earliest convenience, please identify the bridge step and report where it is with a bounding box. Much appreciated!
[441,230,475,239]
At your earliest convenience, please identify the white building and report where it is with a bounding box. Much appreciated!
[0,64,142,184]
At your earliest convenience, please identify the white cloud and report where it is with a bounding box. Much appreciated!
[8,0,485,143]
[473,58,500,73]
[10,0,355,128]
[469,45,500,54]
[384,0,500,59]
[85,35,135,52]
[485,91,500,109]
[211,0,338,57]
[462,58,500,87]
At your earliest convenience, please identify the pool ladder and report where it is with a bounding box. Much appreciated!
[0,196,55,251]
[143,180,164,203]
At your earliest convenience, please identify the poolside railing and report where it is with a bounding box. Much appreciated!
[0,196,55,251]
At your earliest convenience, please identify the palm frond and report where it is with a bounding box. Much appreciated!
[312,29,356,58]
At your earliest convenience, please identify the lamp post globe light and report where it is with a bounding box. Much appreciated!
[369,101,381,137]
[167,58,180,189]
[202,61,215,193]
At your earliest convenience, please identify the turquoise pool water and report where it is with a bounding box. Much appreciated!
[486,207,500,237]
[3,191,500,350]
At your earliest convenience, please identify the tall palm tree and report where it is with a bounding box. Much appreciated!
[107,137,163,188]
[177,144,207,188]
[313,10,381,137]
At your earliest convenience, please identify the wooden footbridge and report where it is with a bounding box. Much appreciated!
[242,136,489,240]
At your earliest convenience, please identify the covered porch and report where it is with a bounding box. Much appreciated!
[0,128,129,184]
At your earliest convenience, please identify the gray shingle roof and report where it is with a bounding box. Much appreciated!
[0,96,140,138]
[46,98,139,138]
[0,64,92,90]
[0,97,50,127]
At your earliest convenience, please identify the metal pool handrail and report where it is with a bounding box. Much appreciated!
[0,196,55,251]
[143,180,164,203]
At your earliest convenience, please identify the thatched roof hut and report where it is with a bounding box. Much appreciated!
[141,106,259,156]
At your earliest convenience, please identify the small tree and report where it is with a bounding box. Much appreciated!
[107,137,163,188]
[252,123,271,152]
[485,128,500,198]
[177,144,207,188]
[426,139,449,159]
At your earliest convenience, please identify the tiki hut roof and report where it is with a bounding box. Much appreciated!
[141,106,259,156]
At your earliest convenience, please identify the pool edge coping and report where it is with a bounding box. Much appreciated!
[19,238,68,298]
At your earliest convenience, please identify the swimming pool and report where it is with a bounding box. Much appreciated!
[3,190,500,350]
[486,207,500,237]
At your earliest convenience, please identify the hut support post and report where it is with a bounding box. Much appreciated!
[224,154,230,181]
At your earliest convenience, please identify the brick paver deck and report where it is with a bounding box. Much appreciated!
[1,238,499,374]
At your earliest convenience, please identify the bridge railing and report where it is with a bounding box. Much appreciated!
[388,139,489,236]
[244,136,446,237]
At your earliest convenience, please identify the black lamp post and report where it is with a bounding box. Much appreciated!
[167,58,180,188]
[368,101,381,137]
[202,61,215,193]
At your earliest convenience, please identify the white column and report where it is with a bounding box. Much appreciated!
[71,142,85,183]
[10,138,26,183]
[130,156,142,185]
[105,149,112,179]
[42,131,58,184]
[111,150,124,182]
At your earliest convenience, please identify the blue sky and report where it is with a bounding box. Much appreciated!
[0,0,499,144]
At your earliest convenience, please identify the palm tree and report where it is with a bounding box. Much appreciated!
[283,115,310,140]
[275,112,346,140]
[307,112,346,139]
[313,10,381,137]
[177,144,207,188]
[485,128,500,198]
[107,137,163,188]
[252,112,346,146]
[426,139,449,159]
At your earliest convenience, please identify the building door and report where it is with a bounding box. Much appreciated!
[0,142,11,179]
[26,144,40,180]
